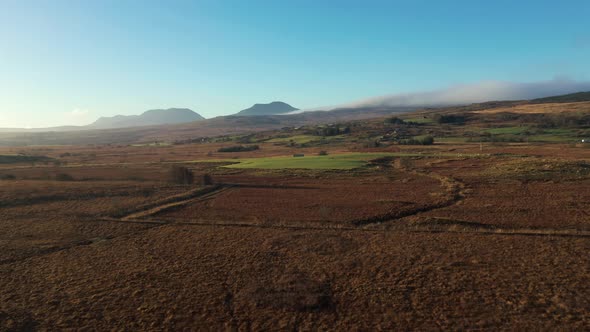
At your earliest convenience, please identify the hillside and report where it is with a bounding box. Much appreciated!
[3,91,590,146]
[0,106,416,146]
[531,91,590,104]
[237,102,299,116]
[88,108,205,129]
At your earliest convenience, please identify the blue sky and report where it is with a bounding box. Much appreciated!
[1,0,589,127]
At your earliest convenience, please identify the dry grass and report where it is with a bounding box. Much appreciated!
[1,140,590,330]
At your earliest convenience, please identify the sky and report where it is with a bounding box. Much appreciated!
[0,0,589,128]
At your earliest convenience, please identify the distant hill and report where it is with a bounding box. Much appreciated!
[531,91,590,104]
[88,108,204,129]
[237,102,298,116]
[5,90,590,145]
[0,106,416,146]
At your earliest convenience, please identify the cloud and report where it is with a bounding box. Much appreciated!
[70,108,90,116]
[323,78,590,110]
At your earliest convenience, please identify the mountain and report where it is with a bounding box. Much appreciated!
[88,108,204,129]
[5,87,590,146]
[237,102,299,116]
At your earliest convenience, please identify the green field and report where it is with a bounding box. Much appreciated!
[404,117,435,124]
[484,126,530,135]
[527,128,576,143]
[266,135,345,144]
[0,155,54,164]
[435,137,470,143]
[481,127,577,142]
[131,142,171,147]
[196,152,486,170]
[266,135,318,144]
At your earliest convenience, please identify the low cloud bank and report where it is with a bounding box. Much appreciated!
[298,79,590,113]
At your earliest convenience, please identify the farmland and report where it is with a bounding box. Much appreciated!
[1,102,590,330]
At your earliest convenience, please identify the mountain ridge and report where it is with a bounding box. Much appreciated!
[88,108,205,129]
[237,101,299,116]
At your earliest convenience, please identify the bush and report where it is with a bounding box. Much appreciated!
[385,117,405,124]
[202,174,214,185]
[217,145,259,153]
[313,125,350,136]
[467,135,525,143]
[169,166,194,185]
[399,136,434,145]
[55,173,75,181]
[434,114,466,124]
[318,150,328,156]
[0,174,16,180]
[363,140,381,148]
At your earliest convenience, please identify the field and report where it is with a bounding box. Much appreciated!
[1,102,590,330]
[211,152,478,169]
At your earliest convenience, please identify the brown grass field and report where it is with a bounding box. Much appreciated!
[1,105,590,330]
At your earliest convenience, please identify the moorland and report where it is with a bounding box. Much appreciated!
[1,95,590,330]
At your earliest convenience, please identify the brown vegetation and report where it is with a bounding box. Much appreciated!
[1,101,590,329]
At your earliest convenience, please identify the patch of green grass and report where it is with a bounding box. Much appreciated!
[543,128,575,135]
[528,135,574,142]
[266,135,318,144]
[198,152,488,170]
[0,155,54,164]
[131,142,171,147]
[224,155,365,169]
[480,127,577,143]
[404,117,434,124]
[435,137,469,143]
[528,128,577,142]
[484,126,530,135]
[267,134,346,145]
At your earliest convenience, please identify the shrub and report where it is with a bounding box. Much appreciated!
[434,114,466,124]
[55,173,75,181]
[318,150,328,156]
[364,140,381,148]
[399,157,414,169]
[399,135,434,145]
[202,174,214,185]
[0,155,52,164]
[169,166,194,185]
[217,145,259,153]
[0,174,16,180]
[385,117,405,124]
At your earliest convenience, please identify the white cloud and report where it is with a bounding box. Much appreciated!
[70,108,90,116]
[301,78,590,112]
